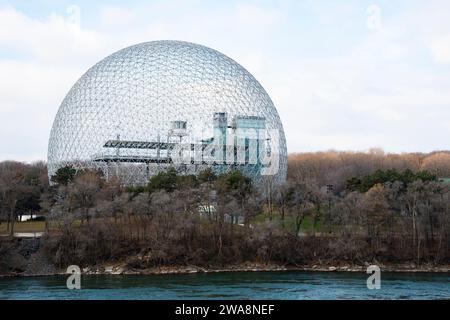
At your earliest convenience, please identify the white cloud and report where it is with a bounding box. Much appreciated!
[99,6,135,28]
[0,6,112,162]
[0,59,85,161]
[1,1,450,162]
[0,6,106,65]
[430,36,450,64]
[235,3,281,27]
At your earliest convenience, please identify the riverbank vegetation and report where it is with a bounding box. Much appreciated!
[1,150,449,275]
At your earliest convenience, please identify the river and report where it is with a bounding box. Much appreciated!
[0,271,448,299]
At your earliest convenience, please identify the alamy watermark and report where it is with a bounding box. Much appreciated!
[367,4,382,31]
[170,128,281,176]
[66,4,81,28]
[366,265,381,289]
[66,265,81,290]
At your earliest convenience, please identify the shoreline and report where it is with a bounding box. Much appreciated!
[2,262,449,278]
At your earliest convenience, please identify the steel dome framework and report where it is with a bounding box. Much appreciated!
[48,41,287,185]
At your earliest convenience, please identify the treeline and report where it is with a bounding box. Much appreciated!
[41,167,264,268]
[0,150,449,274]
[288,149,450,192]
[0,161,48,235]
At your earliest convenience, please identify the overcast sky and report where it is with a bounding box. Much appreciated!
[1,0,450,162]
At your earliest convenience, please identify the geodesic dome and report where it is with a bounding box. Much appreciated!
[48,40,287,185]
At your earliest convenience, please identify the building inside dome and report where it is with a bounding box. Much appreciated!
[47,41,287,185]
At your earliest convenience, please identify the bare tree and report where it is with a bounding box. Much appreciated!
[66,170,103,223]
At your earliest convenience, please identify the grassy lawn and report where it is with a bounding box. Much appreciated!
[0,221,46,234]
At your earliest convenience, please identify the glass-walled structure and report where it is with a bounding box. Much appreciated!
[48,41,287,185]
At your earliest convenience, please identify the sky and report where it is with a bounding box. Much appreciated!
[1,0,450,162]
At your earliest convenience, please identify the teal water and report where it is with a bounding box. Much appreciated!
[0,272,448,300]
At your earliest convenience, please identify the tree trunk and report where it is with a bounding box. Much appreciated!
[427,209,434,243]
[417,236,421,265]
[412,208,417,259]
[9,209,15,237]
[295,211,305,236]
[266,180,273,221]
[9,199,17,237]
